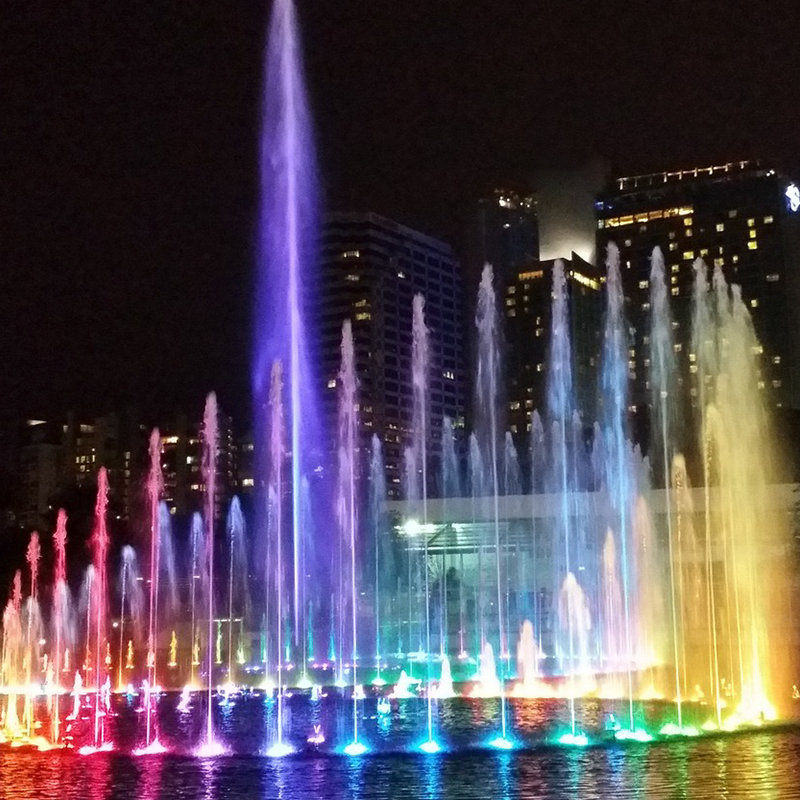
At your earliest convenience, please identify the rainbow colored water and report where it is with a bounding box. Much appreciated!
[0,0,794,759]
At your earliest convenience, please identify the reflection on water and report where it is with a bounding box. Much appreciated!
[2,694,800,799]
[3,730,800,800]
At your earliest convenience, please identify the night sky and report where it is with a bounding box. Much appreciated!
[1,0,798,425]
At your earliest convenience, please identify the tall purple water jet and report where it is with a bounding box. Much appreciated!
[336,321,361,751]
[202,392,219,751]
[368,435,387,683]
[189,513,205,687]
[254,0,320,652]
[411,294,435,748]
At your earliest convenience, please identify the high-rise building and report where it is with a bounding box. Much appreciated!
[471,189,538,293]
[504,255,603,447]
[596,161,800,413]
[318,212,466,497]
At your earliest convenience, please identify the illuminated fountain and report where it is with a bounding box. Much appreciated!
[0,0,793,763]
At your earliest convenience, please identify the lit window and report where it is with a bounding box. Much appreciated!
[729,209,738,218]
[397,271,405,279]
[700,248,709,257]
[327,379,336,389]
[242,478,254,488]
[671,276,678,285]
[764,215,774,224]
[749,229,757,239]
[669,231,676,240]
[508,286,517,295]
[506,298,516,307]
[674,343,683,352]
[766,274,779,282]
[685,229,693,237]
[355,312,371,321]
[733,255,740,264]
[747,241,758,250]
[354,298,368,308]
[508,309,516,317]
[536,364,543,372]
[345,274,359,281]
[689,364,698,374]
[772,356,781,364]
[751,299,759,308]
[747,218,755,227]
[624,239,632,247]
[642,302,650,311]
[669,242,678,251]
[672,287,680,296]
[716,223,725,232]
[509,401,520,411]
[638,280,648,290]
[683,251,694,260]
[684,217,693,226]
[714,258,724,267]
[773,380,782,388]
[671,265,679,273]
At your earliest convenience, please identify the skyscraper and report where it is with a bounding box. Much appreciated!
[317,213,466,496]
[596,161,800,413]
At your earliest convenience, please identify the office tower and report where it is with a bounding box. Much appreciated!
[596,161,800,412]
[318,212,466,497]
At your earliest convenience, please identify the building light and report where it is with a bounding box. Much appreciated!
[749,229,757,238]
[506,298,516,307]
[443,370,455,380]
[341,250,360,258]
[683,251,694,260]
[345,274,359,281]
[748,241,758,250]
[766,274,779,282]
[163,436,179,445]
[624,239,632,247]
[509,401,520,410]
[536,363,543,372]
[242,478,254,487]
[671,287,680,296]
[518,270,544,280]
[354,311,371,321]
[685,229,693,237]
[716,223,725,232]
[570,271,600,290]
[674,343,682,352]
[714,258,724,267]
[638,280,648,290]
[671,276,678,284]
[773,356,781,364]
[508,309,516,317]
[751,299,759,308]
[327,379,336,389]
[684,217,693,226]
[786,184,800,212]
[729,209,738,218]
[397,271,405,279]
[773,380,782,388]
[747,218,755,227]
[354,298,368,307]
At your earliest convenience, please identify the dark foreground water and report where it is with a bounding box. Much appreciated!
[2,694,800,799]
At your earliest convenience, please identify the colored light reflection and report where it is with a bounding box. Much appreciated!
[266,741,295,758]
[659,722,700,737]
[488,736,514,751]
[615,728,654,743]
[132,739,168,756]
[419,739,441,754]
[194,740,227,758]
[343,741,367,757]
[78,742,115,756]
[558,731,589,747]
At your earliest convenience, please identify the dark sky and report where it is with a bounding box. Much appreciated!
[1,0,798,424]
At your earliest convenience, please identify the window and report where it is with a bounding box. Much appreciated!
[749,229,757,239]
[747,218,755,227]
[355,312,371,321]
[729,209,738,218]
[751,299,759,308]
[766,274,780,282]
[671,276,678,285]
[685,228,693,237]
[669,242,678,251]
[638,280,649,290]
[764,215,774,224]
[684,217,693,226]
[716,223,725,232]
[671,265,680,273]
[772,356,781,364]
[714,258,724,267]
[683,251,694,260]
[672,287,680,296]
[748,241,758,250]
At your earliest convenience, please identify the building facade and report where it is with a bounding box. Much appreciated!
[318,212,466,497]
[504,255,603,447]
[596,161,800,414]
